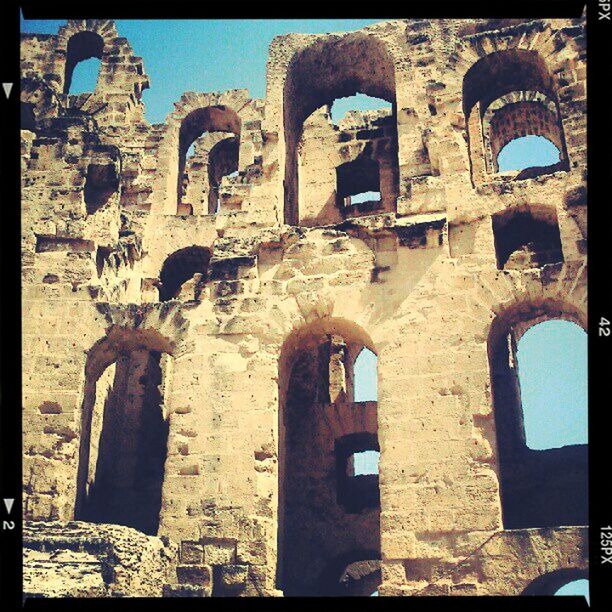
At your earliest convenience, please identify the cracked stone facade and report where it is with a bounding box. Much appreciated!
[21,17,587,598]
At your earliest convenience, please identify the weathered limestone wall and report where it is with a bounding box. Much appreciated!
[21,15,587,598]
[298,108,399,226]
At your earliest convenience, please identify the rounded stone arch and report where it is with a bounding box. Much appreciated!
[522,567,589,596]
[49,20,148,125]
[75,324,179,534]
[462,48,567,181]
[446,20,585,183]
[282,32,399,225]
[486,296,587,529]
[487,295,586,359]
[276,315,381,595]
[55,20,120,96]
[490,202,565,271]
[462,48,558,119]
[482,91,564,173]
[455,21,585,98]
[150,90,253,215]
[278,315,377,387]
[158,245,212,302]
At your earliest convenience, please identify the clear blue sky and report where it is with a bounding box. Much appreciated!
[20,17,383,124]
[21,17,587,599]
[497,135,560,172]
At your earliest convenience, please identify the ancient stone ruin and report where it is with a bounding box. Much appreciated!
[21,17,587,598]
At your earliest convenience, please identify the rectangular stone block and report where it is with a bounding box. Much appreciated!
[204,540,236,565]
[176,564,211,587]
[180,540,204,565]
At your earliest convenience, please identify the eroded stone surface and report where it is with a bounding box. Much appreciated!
[21,16,587,598]
[23,522,177,597]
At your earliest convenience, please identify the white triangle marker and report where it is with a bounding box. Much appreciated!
[3,498,14,514]
[2,83,13,99]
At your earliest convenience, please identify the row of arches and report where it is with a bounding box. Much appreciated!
[73,306,587,595]
[51,27,576,223]
[282,35,572,223]
[176,106,241,215]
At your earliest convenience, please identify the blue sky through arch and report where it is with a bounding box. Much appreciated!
[354,347,377,402]
[67,57,101,94]
[497,135,560,172]
[516,319,587,450]
[330,93,391,124]
[555,579,589,604]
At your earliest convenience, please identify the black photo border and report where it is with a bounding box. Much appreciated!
[1,1,610,610]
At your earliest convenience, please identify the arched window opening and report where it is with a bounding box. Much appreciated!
[330,93,392,125]
[492,207,564,270]
[463,50,568,184]
[284,35,398,225]
[555,579,589,604]
[64,31,104,95]
[176,106,241,214]
[497,135,561,173]
[516,320,587,450]
[354,347,378,402]
[278,322,381,595]
[181,133,239,215]
[75,341,171,535]
[158,246,211,302]
[489,309,587,529]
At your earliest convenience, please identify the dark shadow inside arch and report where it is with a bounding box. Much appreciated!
[277,321,381,595]
[336,155,383,217]
[207,136,239,214]
[75,347,169,535]
[159,246,211,302]
[492,207,564,270]
[318,549,382,596]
